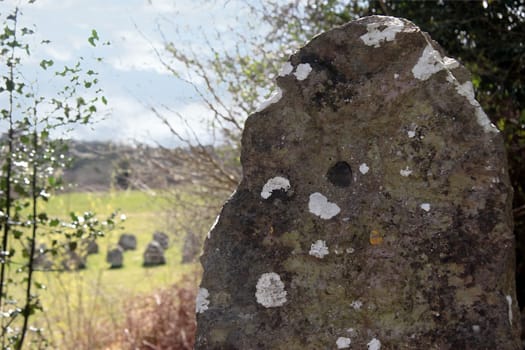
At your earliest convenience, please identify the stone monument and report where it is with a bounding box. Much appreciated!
[153,231,169,249]
[195,16,520,349]
[118,233,137,251]
[143,240,166,266]
[106,246,124,269]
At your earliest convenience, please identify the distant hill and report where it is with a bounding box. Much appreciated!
[62,140,134,191]
[62,140,198,192]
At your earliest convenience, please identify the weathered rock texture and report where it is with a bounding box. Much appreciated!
[143,241,166,266]
[153,231,169,249]
[196,16,520,349]
[118,233,137,251]
[106,246,124,269]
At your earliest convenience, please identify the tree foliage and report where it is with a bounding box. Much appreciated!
[0,5,113,348]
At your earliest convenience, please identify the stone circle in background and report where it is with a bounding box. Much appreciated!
[118,233,137,251]
[181,230,202,264]
[83,239,99,255]
[61,250,86,271]
[106,246,124,269]
[195,16,520,349]
[143,240,166,267]
[153,231,169,249]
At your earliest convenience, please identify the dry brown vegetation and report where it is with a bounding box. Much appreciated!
[117,274,197,350]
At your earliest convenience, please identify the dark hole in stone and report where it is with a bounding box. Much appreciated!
[327,161,352,187]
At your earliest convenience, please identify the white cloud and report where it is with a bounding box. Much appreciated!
[108,30,171,75]
[65,94,215,147]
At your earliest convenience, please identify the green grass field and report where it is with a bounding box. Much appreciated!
[27,190,203,348]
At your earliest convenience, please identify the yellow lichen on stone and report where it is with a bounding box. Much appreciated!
[369,230,383,245]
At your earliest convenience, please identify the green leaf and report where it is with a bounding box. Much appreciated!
[5,78,14,92]
[39,59,54,70]
[68,241,77,251]
[88,29,99,47]
[34,281,47,290]
[38,213,48,222]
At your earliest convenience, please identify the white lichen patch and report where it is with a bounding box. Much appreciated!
[255,272,287,308]
[256,88,283,112]
[443,56,460,70]
[407,130,416,138]
[351,300,363,310]
[196,288,210,314]
[346,328,357,336]
[367,338,381,350]
[420,203,431,212]
[412,44,446,81]
[279,61,294,77]
[336,337,352,349]
[506,295,513,326]
[309,240,329,259]
[308,192,341,220]
[293,63,312,81]
[400,166,413,177]
[360,17,405,48]
[261,176,291,199]
[413,45,496,131]
[359,163,370,174]
[454,80,497,133]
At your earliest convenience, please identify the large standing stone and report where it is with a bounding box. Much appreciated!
[196,16,520,349]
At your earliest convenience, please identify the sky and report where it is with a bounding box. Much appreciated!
[0,0,260,146]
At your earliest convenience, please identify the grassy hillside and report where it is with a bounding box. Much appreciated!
[29,190,201,348]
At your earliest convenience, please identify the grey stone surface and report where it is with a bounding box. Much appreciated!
[118,233,137,251]
[143,240,166,266]
[61,250,86,271]
[195,16,520,349]
[32,244,53,270]
[181,230,201,264]
[153,231,169,250]
[83,239,99,255]
[106,246,124,269]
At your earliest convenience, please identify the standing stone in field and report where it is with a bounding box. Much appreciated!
[143,240,166,266]
[195,16,520,349]
[106,246,124,269]
[32,244,53,270]
[181,230,202,264]
[61,250,86,271]
[82,239,99,255]
[118,233,137,251]
[153,231,169,250]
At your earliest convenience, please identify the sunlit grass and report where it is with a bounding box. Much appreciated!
[26,189,201,348]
